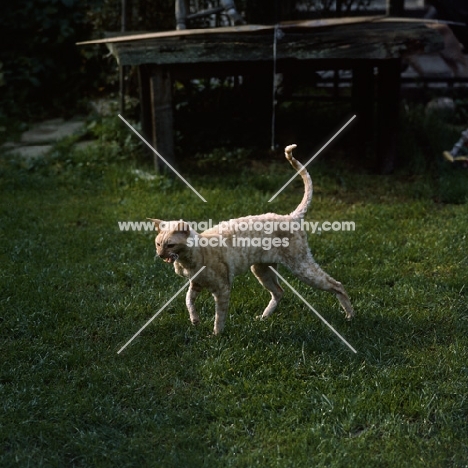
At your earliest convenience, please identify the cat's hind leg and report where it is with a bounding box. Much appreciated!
[283,254,355,320]
[251,263,284,320]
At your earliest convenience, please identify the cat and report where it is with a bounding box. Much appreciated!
[150,144,355,334]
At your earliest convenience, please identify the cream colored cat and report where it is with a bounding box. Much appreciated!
[150,144,355,334]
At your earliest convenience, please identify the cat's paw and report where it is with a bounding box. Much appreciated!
[345,310,355,321]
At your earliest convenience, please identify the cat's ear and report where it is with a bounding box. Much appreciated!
[147,218,164,231]
[175,221,191,236]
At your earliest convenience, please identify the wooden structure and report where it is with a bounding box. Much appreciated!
[79,17,443,172]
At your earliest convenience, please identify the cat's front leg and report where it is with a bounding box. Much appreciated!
[212,285,231,335]
[186,282,202,325]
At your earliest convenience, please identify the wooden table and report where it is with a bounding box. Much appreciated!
[79,17,443,172]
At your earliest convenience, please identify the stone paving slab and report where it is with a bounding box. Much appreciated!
[1,117,95,160]
[2,141,97,160]
[20,118,85,144]
[3,144,54,159]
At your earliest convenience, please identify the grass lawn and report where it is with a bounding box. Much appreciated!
[1,119,468,467]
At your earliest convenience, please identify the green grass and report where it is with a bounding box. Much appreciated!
[1,131,468,467]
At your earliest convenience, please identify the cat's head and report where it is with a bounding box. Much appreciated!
[148,219,194,263]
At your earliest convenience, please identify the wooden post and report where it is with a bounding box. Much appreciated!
[119,0,127,114]
[150,68,175,172]
[137,64,153,160]
[377,59,401,173]
[386,0,405,16]
[351,63,375,156]
[336,0,343,16]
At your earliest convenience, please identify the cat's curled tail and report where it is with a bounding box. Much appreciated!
[284,144,313,219]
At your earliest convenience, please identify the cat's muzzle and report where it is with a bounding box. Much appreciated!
[161,253,179,263]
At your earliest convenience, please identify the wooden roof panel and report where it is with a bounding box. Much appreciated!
[78,17,444,67]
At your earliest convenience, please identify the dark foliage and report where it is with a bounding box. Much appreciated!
[0,0,103,118]
[0,0,175,119]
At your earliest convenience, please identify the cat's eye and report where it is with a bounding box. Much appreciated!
[156,242,160,247]
[167,244,175,248]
